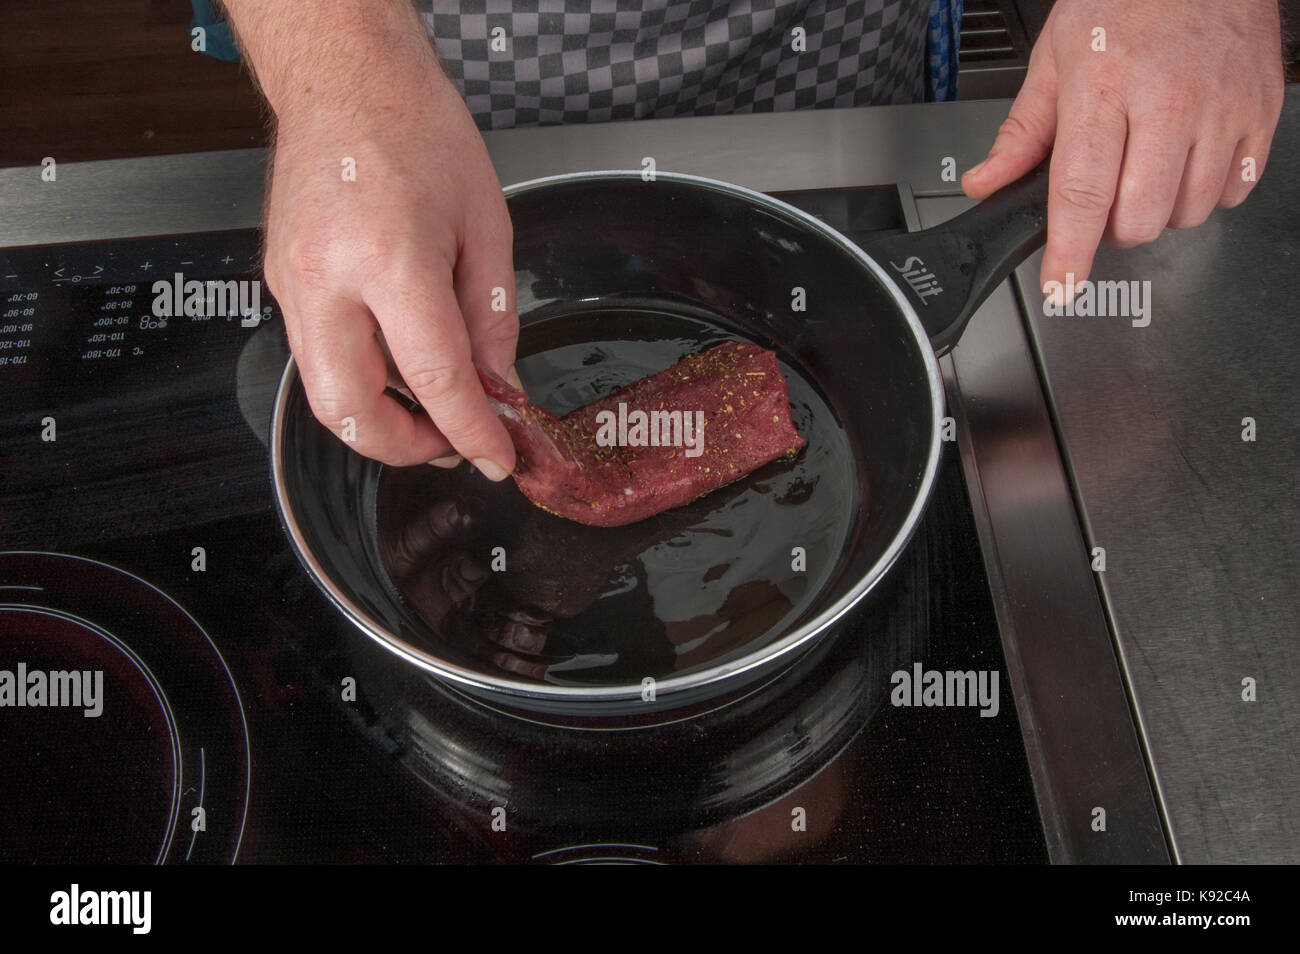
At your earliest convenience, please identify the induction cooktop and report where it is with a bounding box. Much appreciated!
[0,187,1047,863]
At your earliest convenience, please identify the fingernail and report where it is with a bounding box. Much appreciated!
[427,453,463,469]
[506,365,523,389]
[966,159,989,177]
[472,457,510,482]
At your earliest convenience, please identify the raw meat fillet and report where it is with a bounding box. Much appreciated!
[478,341,804,527]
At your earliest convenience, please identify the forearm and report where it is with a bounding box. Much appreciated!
[219,0,443,125]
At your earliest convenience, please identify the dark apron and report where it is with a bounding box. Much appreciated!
[417,0,931,130]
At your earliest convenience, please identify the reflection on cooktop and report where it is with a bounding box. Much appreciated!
[0,552,249,864]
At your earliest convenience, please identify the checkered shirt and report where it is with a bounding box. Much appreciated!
[414,0,933,131]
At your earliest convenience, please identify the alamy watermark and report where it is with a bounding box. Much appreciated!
[152,272,263,326]
[50,884,150,934]
[890,662,1000,717]
[0,663,103,717]
[594,403,705,458]
[1042,273,1152,327]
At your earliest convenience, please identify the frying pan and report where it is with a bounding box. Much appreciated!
[271,163,1049,716]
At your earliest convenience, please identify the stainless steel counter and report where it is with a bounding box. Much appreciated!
[0,99,1016,245]
[1009,88,1300,864]
[3,90,1295,863]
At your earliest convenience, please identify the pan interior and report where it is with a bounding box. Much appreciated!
[275,175,939,701]
[374,307,856,686]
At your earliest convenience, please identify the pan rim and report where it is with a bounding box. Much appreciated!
[270,169,945,705]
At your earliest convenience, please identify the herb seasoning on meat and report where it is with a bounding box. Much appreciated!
[480,342,805,527]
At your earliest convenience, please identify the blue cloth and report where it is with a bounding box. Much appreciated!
[925,0,962,101]
[189,0,241,63]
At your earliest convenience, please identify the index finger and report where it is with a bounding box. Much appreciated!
[1041,80,1130,300]
[290,295,454,466]
[366,268,517,480]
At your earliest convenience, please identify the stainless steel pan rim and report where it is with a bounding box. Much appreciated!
[270,169,945,704]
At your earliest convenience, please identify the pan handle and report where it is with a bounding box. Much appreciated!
[854,159,1050,356]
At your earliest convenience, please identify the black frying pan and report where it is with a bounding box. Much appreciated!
[271,163,1049,716]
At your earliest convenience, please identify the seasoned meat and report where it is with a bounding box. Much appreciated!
[478,341,804,527]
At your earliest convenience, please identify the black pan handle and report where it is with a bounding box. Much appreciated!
[855,159,1050,356]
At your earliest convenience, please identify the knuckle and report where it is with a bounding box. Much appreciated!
[1148,84,1190,126]
[1055,178,1115,216]
[1167,209,1210,231]
[403,360,464,401]
[1110,219,1163,247]
[374,444,426,467]
[474,311,519,347]
[1218,190,1250,210]
[367,252,454,302]
[1130,222,1165,246]
[994,113,1038,149]
[376,242,433,279]
[307,395,351,431]
[301,380,356,431]
[1084,79,1130,123]
[262,257,287,296]
[280,240,336,283]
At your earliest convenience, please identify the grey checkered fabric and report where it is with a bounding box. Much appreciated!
[414,1,928,131]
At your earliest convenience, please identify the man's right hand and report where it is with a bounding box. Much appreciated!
[226,0,518,474]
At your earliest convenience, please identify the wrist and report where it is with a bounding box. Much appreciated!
[224,0,450,132]
[272,41,449,137]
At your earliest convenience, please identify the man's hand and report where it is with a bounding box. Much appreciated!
[962,0,1285,302]
[225,0,517,474]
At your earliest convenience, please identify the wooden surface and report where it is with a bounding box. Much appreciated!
[0,0,267,168]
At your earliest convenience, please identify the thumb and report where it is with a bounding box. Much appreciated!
[963,46,1059,200]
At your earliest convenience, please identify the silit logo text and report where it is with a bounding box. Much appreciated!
[889,256,943,304]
